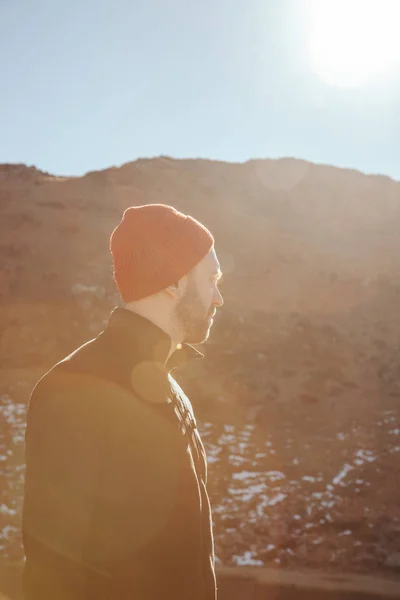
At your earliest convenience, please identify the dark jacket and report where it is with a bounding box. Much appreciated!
[22,307,217,600]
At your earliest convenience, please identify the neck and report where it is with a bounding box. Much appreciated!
[124,302,182,366]
[165,341,180,365]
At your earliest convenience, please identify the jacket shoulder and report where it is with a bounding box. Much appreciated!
[26,361,179,456]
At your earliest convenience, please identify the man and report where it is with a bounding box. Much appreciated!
[22,204,224,600]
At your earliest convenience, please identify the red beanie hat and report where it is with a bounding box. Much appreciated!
[110,204,214,302]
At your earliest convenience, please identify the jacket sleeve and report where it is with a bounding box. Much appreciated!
[83,377,184,565]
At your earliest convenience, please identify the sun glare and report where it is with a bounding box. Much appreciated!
[308,0,400,87]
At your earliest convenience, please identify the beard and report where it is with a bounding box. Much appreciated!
[173,278,213,345]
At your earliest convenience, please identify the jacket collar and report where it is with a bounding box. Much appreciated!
[104,307,204,373]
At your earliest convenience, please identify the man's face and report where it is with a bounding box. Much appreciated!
[174,248,224,345]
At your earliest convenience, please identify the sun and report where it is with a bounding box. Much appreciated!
[307,0,400,87]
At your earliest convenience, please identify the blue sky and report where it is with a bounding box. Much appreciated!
[1,0,400,178]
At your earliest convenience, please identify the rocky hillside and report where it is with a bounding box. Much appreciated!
[1,157,400,575]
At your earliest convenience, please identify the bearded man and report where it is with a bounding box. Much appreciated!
[22,204,224,600]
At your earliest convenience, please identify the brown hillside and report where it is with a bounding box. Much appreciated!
[1,157,400,576]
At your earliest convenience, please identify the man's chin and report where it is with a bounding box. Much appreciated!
[185,326,211,346]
